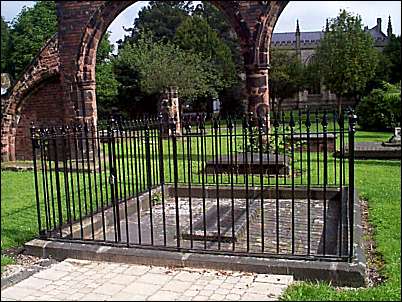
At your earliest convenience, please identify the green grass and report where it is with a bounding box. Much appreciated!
[1,171,38,271]
[1,127,400,300]
[282,132,401,300]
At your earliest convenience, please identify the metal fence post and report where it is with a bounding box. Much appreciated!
[171,119,180,248]
[158,114,167,246]
[31,122,43,237]
[348,110,357,261]
[108,118,121,242]
[51,127,63,237]
[144,119,154,245]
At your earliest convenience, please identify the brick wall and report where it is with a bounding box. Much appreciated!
[15,77,64,160]
[1,34,59,161]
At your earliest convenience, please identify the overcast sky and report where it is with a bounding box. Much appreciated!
[2,1,401,50]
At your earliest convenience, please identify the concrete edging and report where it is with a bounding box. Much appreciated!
[24,237,365,287]
[23,187,366,288]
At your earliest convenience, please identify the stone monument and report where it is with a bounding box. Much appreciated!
[160,86,181,137]
[383,127,401,147]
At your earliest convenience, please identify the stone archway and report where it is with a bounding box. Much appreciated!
[59,1,288,124]
[1,34,61,161]
[1,1,288,161]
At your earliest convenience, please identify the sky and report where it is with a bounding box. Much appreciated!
[1,1,401,50]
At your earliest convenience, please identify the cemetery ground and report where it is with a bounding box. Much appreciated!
[1,129,400,301]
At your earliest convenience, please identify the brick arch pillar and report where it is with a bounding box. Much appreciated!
[246,67,270,114]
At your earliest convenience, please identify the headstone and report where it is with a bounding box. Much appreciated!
[203,153,290,176]
[383,127,401,146]
[159,87,181,136]
[291,133,337,152]
[213,98,220,115]
[395,127,401,140]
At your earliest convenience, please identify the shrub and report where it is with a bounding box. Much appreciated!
[356,82,401,131]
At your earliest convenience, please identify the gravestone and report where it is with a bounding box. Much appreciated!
[160,87,181,137]
[212,98,221,117]
[291,133,336,152]
[203,153,290,176]
[336,128,401,160]
[382,127,401,147]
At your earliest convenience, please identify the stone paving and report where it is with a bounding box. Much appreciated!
[97,197,339,255]
[1,258,293,301]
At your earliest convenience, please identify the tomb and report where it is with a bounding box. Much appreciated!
[181,201,260,243]
[336,127,401,160]
[291,133,336,152]
[203,153,290,176]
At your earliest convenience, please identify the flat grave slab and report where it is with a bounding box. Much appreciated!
[203,153,290,176]
[181,200,260,243]
[291,133,336,152]
[335,142,401,159]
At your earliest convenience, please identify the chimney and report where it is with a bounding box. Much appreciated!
[377,18,382,32]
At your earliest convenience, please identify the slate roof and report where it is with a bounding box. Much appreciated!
[367,26,388,40]
[272,25,388,44]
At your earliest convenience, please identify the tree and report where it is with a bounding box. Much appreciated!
[382,35,401,84]
[193,3,245,115]
[302,55,322,94]
[174,16,236,97]
[97,31,114,64]
[113,32,212,104]
[269,49,304,112]
[9,1,57,78]
[193,2,242,67]
[356,82,401,130]
[1,17,12,74]
[314,9,378,111]
[365,35,401,94]
[122,1,193,45]
[95,32,119,119]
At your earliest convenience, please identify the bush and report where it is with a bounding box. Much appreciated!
[356,82,401,131]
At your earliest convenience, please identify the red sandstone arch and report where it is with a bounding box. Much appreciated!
[1,0,288,161]
[1,34,61,161]
[71,1,288,124]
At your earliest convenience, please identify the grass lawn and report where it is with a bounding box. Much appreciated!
[282,158,401,301]
[1,171,39,269]
[1,128,400,300]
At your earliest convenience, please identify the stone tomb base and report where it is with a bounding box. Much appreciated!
[335,142,401,159]
[203,153,290,176]
[291,133,336,152]
[25,185,366,287]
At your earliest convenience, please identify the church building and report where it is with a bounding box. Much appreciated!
[270,16,394,110]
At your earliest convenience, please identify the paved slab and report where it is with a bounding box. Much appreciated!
[1,258,293,301]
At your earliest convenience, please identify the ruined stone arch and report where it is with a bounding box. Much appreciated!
[70,1,288,123]
[1,34,60,161]
[1,0,288,161]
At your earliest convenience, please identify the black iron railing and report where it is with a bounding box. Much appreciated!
[31,109,357,261]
